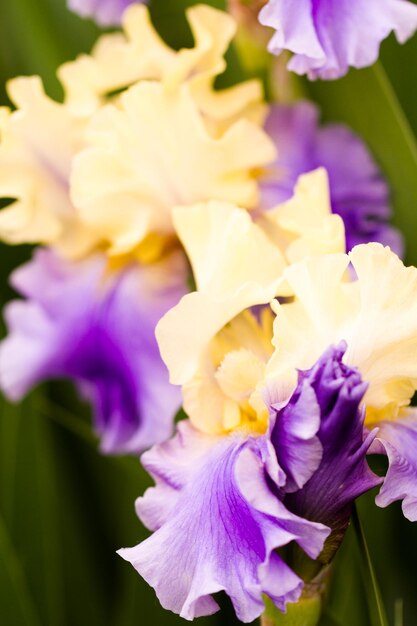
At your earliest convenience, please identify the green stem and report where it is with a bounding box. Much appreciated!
[262,593,322,626]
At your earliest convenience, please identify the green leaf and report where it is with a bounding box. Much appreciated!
[0,511,43,626]
[0,0,98,103]
[319,614,343,626]
[352,505,389,626]
[0,394,65,626]
[306,62,417,265]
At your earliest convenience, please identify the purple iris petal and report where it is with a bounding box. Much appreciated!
[68,0,142,26]
[261,102,403,256]
[267,378,323,493]
[259,0,417,80]
[118,421,329,622]
[372,414,417,521]
[282,343,381,554]
[0,248,186,454]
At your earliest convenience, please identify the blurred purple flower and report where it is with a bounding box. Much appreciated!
[259,0,417,80]
[68,0,143,26]
[261,102,403,255]
[0,248,187,454]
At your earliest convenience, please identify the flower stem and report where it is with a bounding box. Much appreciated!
[261,593,322,626]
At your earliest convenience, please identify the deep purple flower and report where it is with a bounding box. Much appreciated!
[0,248,187,454]
[259,0,417,80]
[118,422,329,622]
[261,102,403,255]
[275,344,381,558]
[371,412,417,521]
[68,0,142,26]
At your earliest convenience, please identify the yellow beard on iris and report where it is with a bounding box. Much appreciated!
[182,308,275,435]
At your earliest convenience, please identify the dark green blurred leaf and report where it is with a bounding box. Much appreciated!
[319,614,342,626]
[352,506,389,626]
[0,0,99,102]
[0,512,42,626]
[322,527,369,626]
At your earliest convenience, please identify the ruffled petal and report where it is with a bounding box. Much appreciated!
[259,0,417,80]
[374,410,417,521]
[283,344,381,559]
[119,422,329,622]
[156,201,285,387]
[266,376,322,493]
[71,82,275,257]
[61,4,258,122]
[267,244,417,423]
[258,168,346,264]
[0,76,96,256]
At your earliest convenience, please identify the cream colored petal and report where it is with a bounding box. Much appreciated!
[191,79,267,134]
[156,201,283,386]
[212,307,275,364]
[59,4,237,115]
[267,243,417,421]
[266,252,353,388]
[71,83,276,256]
[172,200,285,295]
[215,348,266,405]
[346,243,417,416]
[258,168,346,264]
[181,311,272,435]
[157,282,278,387]
[0,76,97,256]
[182,370,239,435]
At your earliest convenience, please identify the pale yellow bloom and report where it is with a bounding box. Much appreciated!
[0,5,270,261]
[156,200,286,389]
[59,3,265,128]
[156,171,345,434]
[267,243,417,424]
[0,77,97,257]
[71,82,276,258]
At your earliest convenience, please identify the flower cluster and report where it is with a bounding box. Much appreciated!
[0,4,275,454]
[2,1,417,624]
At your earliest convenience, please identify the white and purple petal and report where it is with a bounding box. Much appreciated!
[0,248,187,454]
[259,0,417,80]
[261,102,403,255]
[119,422,329,622]
[372,412,417,521]
[68,0,142,26]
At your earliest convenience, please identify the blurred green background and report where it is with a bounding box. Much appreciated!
[1,1,417,625]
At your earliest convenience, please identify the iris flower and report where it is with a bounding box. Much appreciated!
[259,0,417,79]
